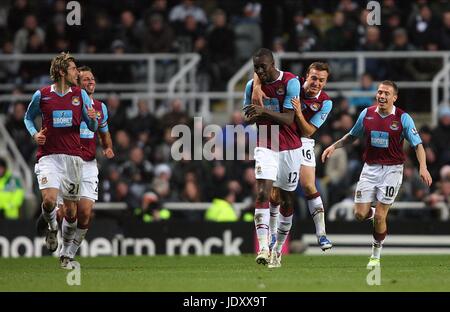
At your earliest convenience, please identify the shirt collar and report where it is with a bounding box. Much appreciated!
[50,84,72,96]
[375,105,396,117]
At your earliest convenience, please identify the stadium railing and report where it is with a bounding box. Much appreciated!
[328,200,449,221]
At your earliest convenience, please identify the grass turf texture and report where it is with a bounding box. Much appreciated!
[0,255,449,292]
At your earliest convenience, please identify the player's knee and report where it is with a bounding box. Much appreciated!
[354,211,366,221]
[77,211,91,228]
[301,182,317,195]
[256,189,269,203]
[42,196,56,211]
[270,188,280,205]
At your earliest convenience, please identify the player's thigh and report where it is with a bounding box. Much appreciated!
[299,138,316,168]
[300,165,316,191]
[34,155,64,190]
[376,165,403,205]
[60,155,84,200]
[254,147,278,182]
[275,148,302,191]
[80,161,99,202]
[354,164,379,204]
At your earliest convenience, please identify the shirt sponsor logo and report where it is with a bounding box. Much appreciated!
[52,110,73,128]
[262,98,280,112]
[80,121,95,139]
[370,131,389,148]
[72,96,80,106]
[390,120,400,130]
[42,97,52,101]
[365,116,374,120]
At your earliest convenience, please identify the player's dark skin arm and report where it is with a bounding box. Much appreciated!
[244,104,295,126]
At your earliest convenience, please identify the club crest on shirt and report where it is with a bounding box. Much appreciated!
[356,190,362,199]
[71,96,80,106]
[41,177,48,185]
[276,86,285,96]
[310,102,320,111]
[390,120,399,130]
[256,165,262,175]
[96,111,102,119]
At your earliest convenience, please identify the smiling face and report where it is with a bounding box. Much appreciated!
[253,54,276,84]
[304,68,328,97]
[79,70,96,95]
[376,83,397,112]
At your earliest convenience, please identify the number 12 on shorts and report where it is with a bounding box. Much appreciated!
[288,172,298,183]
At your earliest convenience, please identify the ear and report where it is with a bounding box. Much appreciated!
[393,94,398,102]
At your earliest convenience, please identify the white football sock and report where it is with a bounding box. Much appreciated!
[307,196,326,237]
[68,227,88,259]
[274,214,293,254]
[60,218,77,258]
[41,204,58,231]
[254,208,270,251]
[269,203,279,236]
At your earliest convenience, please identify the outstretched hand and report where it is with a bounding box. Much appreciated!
[321,144,335,163]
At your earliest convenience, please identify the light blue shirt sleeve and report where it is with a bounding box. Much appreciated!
[98,102,109,133]
[310,100,333,129]
[349,108,367,138]
[81,89,98,132]
[243,79,253,107]
[24,90,41,137]
[283,78,300,109]
[401,113,422,147]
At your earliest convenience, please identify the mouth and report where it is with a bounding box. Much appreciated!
[377,98,387,104]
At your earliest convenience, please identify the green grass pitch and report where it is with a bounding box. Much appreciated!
[1,255,449,292]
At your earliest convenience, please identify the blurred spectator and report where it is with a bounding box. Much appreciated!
[7,0,31,35]
[13,14,45,53]
[425,176,450,219]
[431,106,450,168]
[207,9,236,91]
[0,157,24,219]
[113,130,132,165]
[142,13,175,53]
[439,11,450,50]
[233,2,262,63]
[323,11,355,51]
[88,11,114,53]
[161,98,192,129]
[114,10,144,53]
[287,10,321,53]
[106,93,128,133]
[0,41,20,83]
[128,99,160,143]
[169,0,208,26]
[398,161,429,202]
[119,146,154,183]
[5,102,34,162]
[407,4,440,49]
[349,73,376,109]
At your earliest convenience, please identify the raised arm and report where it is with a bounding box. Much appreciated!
[81,89,98,132]
[251,73,269,106]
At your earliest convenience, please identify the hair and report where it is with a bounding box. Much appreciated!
[306,62,330,75]
[49,52,75,82]
[78,65,92,73]
[253,48,274,61]
[77,65,94,85]
[380,80,398,95]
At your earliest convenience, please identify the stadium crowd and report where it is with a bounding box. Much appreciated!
[0,0,449,221]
